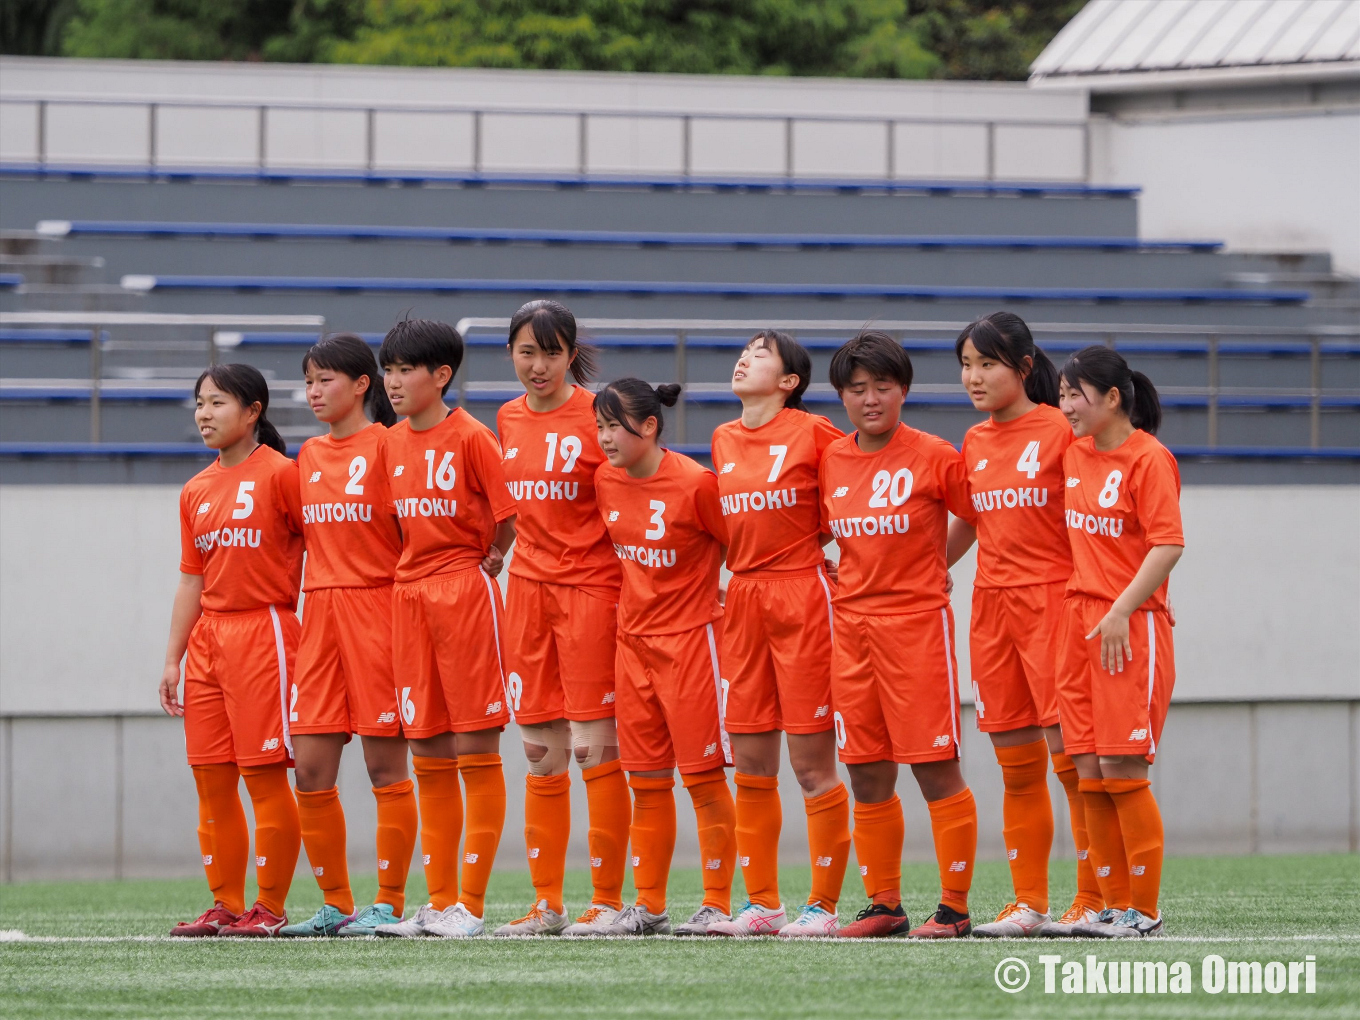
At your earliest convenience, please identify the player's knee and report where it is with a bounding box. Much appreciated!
[570,717,618,770]
[520,721,572,777]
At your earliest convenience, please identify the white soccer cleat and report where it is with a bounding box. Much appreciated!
[493,899,567,937]
[972,902,1052,938]
[589,903,671,936]
[423,902,485,939]
[674,905,731,936]
[374,902,440,938]
[1106,907,1164,938]
[1070,907,1127,938]
[778,903,840,938]
[1040,902,1104,936]
[706,901,787,937]
[561,904,623,937]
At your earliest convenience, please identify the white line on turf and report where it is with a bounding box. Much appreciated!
[0,930,28,941]
[3,934,1359,944]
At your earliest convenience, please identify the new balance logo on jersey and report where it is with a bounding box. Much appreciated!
[948,861,967,872]
[704,742,718,757]
[608,510,620,522]
[601,692,616,705]
[485,701,503,715]
[970,487,1050,513]
[813,704,829,719]
[932,734,951,748]
[721,462,735,473]
[377,711,396,724]
[1066,477,1080,487]
[974,459,988,471]
[1007,849,1018,861]
[815,856,833,867]
[720,488,797,516]
[464,853,479,864]
[196,502,211,515]
[504,448,518,459]
[704,859,723,870]
[309,471,321,483]
[528,848,540,859]
[261,737,280,751]
[832,486,849,497]
[393,465,404,476]
[1129,728,1148,741]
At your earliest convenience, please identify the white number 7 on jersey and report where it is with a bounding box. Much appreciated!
[767,445,788,483]
[1016,440,1041,480]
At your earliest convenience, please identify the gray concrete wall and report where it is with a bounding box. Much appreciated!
[2,702,1355,883]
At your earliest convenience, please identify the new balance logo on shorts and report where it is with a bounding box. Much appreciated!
[932,734,951,748]
[261,737,280,751]
[704,859,723,870]
[1129,728,1149,740]
[948,860,967,872]
[704,742,718,757]
[832,487,849,497]
[485,701,502,715]
[309,471,321,483]
[813,705,829,718]
[465,853,479,864]
[378,711,396,724]
[815,856,833,867]
[601,692,615,704]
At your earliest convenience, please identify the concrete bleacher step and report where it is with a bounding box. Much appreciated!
[0,254,106,287]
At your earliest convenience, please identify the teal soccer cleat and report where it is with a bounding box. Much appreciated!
[279,904,351,937]
[337,903,401,937]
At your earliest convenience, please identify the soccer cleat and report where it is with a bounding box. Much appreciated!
[493,899,567,937]
[218,903,287,938]
[337,903,400,937]
[590,903,672,936]
[422,902,485,939]
[972,902,1051,938]
[706,901,787,937]
[375,902,441,938]
[1106,907,1164,938]
[1041,902,1104,937]
[674,905,732,936]
[778,903,840,938]
[1070,907,1127,938]
[907,904,972,939]
[279,904,351,937]
[835,902,910,938]
[561,904,624,937]
[170,904,238,937]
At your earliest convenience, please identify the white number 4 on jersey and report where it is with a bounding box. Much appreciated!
[1016,441,1041,480]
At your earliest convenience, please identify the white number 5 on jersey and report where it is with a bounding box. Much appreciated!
[231,481,255,519]
[646,500,666,540]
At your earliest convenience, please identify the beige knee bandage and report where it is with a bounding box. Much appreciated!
[570,717,618,770]
[519,720,573,776]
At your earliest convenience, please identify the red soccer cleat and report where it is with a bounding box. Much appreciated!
[170,904,239,937]
[908,904,972,939]
[219,903,288,938]
[835,902,910,938]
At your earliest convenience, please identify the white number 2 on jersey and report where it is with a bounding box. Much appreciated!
[231,481,255,519]
[767,445,788,483]
[345,455,367,495]
[646,499,666,540]
[1016,440,1041,480]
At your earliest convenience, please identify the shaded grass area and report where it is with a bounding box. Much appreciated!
[2,854,1357,1019]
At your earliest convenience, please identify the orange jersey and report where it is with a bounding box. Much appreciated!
[711,408,843,575]
[961,404,1074,589]
[497,386,621,599]
[297,423,402,591]
[1062,430,1183,613]
[376,409,518,583]
[179,444,304,613]
[819,423,975,616]
[595,450,728,636]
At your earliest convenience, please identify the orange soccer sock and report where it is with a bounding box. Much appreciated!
[239,764,302,917]
[852,795,904,908]
[413,756,463,911]
[1105,778,1165,918]
[524,772,571,914]
[804,783,852,912]
[295,786,354,915]
[995,740,1054,913]
[628,774,677,914]
[192,763,248,915]
[734,773,782,910]
[457,754,506,919]
[685,770,737,913]
[1053,755,1104,911]
[583,760,631,910]
[1079,777,1132,911]
[927,787,978,916]
[372,779,418,915]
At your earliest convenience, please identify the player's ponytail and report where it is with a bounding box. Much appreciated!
[744,330,812,411]
[1060,345,1163,435]
[302,332,397,427]
[593,378,681,440]
[508,299,600,385]
[195,363,287,454]
[955,311,1059,407]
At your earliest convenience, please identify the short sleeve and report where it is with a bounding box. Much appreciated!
[817,457,832,532]
[693,470,730,545]
[178,487,203,575]
[938,443,977,523]
[468,426,518,522]
[1136,445,1184,547]
[274,458,304,536]
[812,415,845,460]
[495,403,509,446]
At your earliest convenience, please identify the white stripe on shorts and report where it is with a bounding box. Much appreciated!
[268,604,292,756]
[816,566,835,648]
[1146,611,1156,755]
[940,607,958,751]
[479,568,511,722]
[705,622,733,766]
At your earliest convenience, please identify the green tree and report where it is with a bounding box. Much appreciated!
[907,0,1086,80]
[1,0,81,55]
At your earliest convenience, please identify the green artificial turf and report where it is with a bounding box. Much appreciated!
[1,854,1356,1019]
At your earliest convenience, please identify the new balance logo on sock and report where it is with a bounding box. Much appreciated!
[948,860,967,872]
[932,734,951,747]
[528,848,540,859]
[859,865,868,876]
[256,856,267,866]
[465,852,479,864]
[313,866,325,877]
[704,742,718,756]
[1128,728,1148,740]
[422,854,431,865]
[378,859,389,870]
[1131,864,1146,875]
[704,859,722,870]
[1007,848,1018,860]
[202,855,213,865]
[1096,865,1111,877]
[631,856,641,866]
[590,857,603,868]
[815,856,833,867]
[739,856,750,867]
[1077,849,1089,860]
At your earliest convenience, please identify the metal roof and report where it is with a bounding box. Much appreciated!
[1032,0,1360,88]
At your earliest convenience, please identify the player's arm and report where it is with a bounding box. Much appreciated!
[946,517,976,568]
[1086,545,1182,675]
[160,572,204,717]
[482,516,517,578]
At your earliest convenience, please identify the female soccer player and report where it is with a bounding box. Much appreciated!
[1056,346,1182,939]
[278,334,419,938]
[706,331,851,938]
[492,301,631,938]
[162,363,304,938]
[946,312,1092,938]
[592,379,737,937]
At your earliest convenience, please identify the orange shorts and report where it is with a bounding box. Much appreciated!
[1055,595,1175,762]
[723,569,835,735]
[831,605,961,765]
[292,585,400,738]
[505,576,618,724]
[391,566,511,738]
[184,606,299,767]
[969,581,1063,733]
[616,620,732,774]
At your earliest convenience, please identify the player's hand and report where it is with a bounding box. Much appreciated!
[159,663,184,717]
[718,585,727,606]
[481,546,506,578]
[1086,610,1133,675]
[823,557,839,585]
[945,572,954,596]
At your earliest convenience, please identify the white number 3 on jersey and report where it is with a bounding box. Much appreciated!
[1016,441,1041,480]
[646,500,666,540]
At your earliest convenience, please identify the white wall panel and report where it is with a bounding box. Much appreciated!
[0,101,39,162]
[373,110,475,171]
[585,116,684,175]
[154,105,259,167]
[44,102,148,164]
